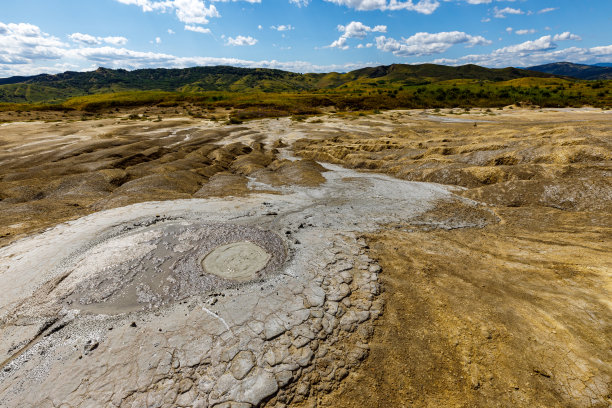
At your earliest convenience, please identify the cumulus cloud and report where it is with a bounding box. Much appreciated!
[553,32,581,41]
[0,22,67,65]
[323,0,440,14]
[185,24,211,33]
[375,31,491,57]
[491,32,580,54]
[495,36,557,54]
[225,35,257,46]
[69,33,128,46]
[271,25,294,31]
[493,6,523,18]
[289,0,310,6]
[329,21,386,49]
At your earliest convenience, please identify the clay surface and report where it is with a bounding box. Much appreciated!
[0,108,610,408]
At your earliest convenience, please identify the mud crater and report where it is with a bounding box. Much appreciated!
[63,222,286,314]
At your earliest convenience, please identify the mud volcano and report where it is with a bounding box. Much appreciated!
[0,162,459,407]
[62,223,286,314]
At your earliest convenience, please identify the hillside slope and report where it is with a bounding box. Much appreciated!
[527,62,612,80]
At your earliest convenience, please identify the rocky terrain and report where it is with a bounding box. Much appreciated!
[0,108,610,407]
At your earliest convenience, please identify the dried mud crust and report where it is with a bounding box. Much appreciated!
[0,215,384,408]
[316,208,611,408]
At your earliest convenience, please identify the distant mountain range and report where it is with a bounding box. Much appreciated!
[0,63,563,104]
[527,62,612,80]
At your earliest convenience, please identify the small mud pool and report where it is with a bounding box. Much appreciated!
[203,242,272,282]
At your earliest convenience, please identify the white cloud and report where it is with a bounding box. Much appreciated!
[114,0,172,13]
[0,22,66,64]
[515,29,536,35]
[289,0,310,6]
[538,7,557,14]
[329,21,387,49]
[375,31,491,57]
[433,44,612,67]
[115,0,219,25]
[271,25,294,31]
[168,29,176,34]
[493,6,524,18]
[185,24,211,33]
[69,33,128,46]
[323,0,440,14]
[225,35,257,46]
[155,37,162,43]
[57,46,376,73]
[553,32,581,41]
[431,32,598,67]
[496,36,556,53]
[174,0,219,24]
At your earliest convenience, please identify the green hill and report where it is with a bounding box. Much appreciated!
[0,64,561,104]
[1,64,610,112]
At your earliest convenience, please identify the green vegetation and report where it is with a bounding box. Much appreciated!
[0,64,610,115]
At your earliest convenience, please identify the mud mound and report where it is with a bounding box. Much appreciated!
[0,122,305,245]
[252,159,327,187]
[194,173,250,197]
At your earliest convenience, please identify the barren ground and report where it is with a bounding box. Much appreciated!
[0,108,610,407]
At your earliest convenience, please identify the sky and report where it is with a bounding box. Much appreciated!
[1,0,611,77]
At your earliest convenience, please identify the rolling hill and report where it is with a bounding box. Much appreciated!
[0,64,561,104]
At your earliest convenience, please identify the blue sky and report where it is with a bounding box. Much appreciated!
[1,0,611,77]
